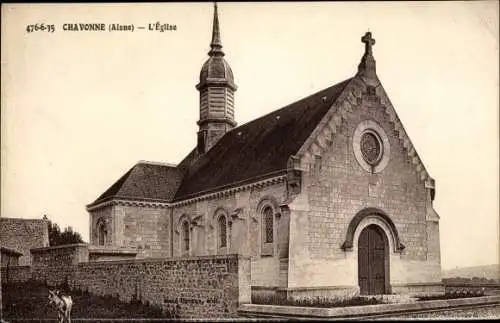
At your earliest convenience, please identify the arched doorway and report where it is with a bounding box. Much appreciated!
[358,224,389,295]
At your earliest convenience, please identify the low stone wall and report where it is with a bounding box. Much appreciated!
[1,266,31,283]
[7,246,251,319]
[70,255,250,318]
[31,244,89,285]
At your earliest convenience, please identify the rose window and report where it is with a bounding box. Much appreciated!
[360,132,382,165]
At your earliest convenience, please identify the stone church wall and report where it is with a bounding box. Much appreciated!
[172,181,289,288]
[287,81,442,297]
[114,205,171,258]
[426,221,441,262]
[88,181,290,291]
[90,205,171,259]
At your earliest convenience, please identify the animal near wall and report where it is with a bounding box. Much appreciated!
[2,244,251,318]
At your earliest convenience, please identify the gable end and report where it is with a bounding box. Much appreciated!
[291,75,435,191]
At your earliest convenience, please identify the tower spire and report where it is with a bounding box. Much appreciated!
[196,2,236,154]
[209,2,224,57]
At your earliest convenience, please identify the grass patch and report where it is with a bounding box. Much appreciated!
[2,280,177,319]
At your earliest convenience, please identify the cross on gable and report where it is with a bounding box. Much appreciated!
[361,32,375,54]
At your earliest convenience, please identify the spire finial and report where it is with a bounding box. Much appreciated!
[209,2,224,57]
[357,31,377,78]
[361,31,375,55]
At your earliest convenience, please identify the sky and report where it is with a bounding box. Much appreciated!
[1,2,498,270]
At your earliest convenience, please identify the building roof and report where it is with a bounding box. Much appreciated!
[92,161,184,205]
[88,4,359,207]
[90,78,351,206]
[174,78,352,200]
[89,28,436,208]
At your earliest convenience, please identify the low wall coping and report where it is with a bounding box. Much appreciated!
[77,253,250,266]
[88,247,138,255]
[30,243,89,253]
[238,295,500,318]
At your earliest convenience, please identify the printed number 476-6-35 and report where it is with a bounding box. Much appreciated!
[26,24,55,33]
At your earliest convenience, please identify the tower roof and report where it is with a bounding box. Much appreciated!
[197,3,236,90]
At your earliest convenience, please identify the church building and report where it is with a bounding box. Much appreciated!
[86,4,443,299]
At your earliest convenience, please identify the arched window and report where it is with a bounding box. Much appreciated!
[218,215,227,248]
[97,220,107,246]
[263,206,274,243]
[181,220,190,255]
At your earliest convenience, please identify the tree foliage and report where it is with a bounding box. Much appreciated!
[44,215,84,246]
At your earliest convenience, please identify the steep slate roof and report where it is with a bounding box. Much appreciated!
[91,78,351,205]
[174,78,352,200]
[92,162,184,205]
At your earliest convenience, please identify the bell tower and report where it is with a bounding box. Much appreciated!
[196,2,237,154]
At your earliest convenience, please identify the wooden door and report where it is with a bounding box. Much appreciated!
[358,224,387,295]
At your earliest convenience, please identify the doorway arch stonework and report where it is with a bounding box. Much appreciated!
[342,207,405,253]
[342,208,406,295]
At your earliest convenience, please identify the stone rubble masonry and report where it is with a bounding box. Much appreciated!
[0,266,31,283]
[0,218,49,266]
[1,244,251,319]
[31,244,89,285]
